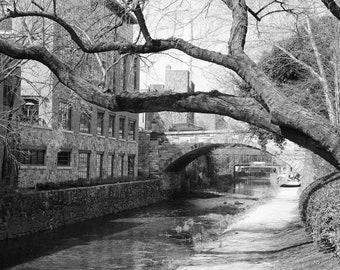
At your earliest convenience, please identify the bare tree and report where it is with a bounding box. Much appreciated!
[269,15,340,125]
[1,0,340,171]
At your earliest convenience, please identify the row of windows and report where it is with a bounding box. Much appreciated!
[58,100,136,140]
[18,149,135,179]
[77,152,136,179]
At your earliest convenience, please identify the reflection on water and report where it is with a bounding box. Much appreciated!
[227,177,274,197]
[0,177,275,270]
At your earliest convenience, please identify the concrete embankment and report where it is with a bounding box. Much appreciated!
[0,180,171,241]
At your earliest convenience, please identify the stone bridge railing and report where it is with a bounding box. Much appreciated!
[164,130,255,145]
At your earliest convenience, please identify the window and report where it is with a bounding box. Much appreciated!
[128,120,136,140]
[2,71,19,107]
[87,55,96,74]
[128,155,135,176]
[3,78,11,106]
[108,154,115,177]
[58,100,72,130]
[57,150,71,166]
[80,112,91,133]
[120,154,124,176]
[133,57,139,91]
[97,111,104,136]
[0,1,12,32]
[96,153,103,178]
[112,58,117,93]
[18,148,45,165]
[78,151,90,179]
[119,117,125,139]
[0,18,11,31]
[108,114,115,137]
[20,98,39,124]
[122,57,127,91]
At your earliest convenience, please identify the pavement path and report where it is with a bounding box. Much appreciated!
[177,187,301,270]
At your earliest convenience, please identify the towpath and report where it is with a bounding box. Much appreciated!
[177,187,339,270]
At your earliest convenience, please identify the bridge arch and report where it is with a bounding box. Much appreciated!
[163,143,276,172]
[138,130,309,190]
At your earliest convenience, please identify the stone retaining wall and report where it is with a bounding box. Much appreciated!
[0,180,171,241]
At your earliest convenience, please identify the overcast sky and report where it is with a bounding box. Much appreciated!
[138,0,327,93]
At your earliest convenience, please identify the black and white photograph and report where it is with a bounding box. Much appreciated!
[0,0,340,269]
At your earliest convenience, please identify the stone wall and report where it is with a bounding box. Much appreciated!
[137,131,151,178]
[0,180,170,241]
[19,123,138,188]
[138,131,175,179]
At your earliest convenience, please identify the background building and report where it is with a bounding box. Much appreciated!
[139,65,217,132]
[0,0,140,188]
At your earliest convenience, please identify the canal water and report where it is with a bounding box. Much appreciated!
[0,177,276,270]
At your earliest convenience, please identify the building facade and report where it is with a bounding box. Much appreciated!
[0,0,140,188]
[18,102,139,188]
[139,65,217,132]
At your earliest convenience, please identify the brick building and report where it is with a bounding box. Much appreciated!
[0,0,140,188]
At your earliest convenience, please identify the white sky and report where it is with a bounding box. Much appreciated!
[138,0,327,93]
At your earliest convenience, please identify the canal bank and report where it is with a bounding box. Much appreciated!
[0,178,271,269]
[177,187,340,270]
[0,179,173,241]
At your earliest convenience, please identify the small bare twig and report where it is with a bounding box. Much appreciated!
[259,9,295,20]
[13,0,17,12]
[53,0,56,15]
[133,3,152,42]
[31,0,45,11]
[247,6,261,22]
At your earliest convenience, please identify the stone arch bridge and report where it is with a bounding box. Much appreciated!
[138,129,311,190]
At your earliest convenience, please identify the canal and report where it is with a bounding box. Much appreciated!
[0,177,277,270]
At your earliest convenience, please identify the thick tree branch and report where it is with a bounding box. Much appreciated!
[0,11,91,50]
[0,10,134,54]
[3,35,339,168]
[0,37,277,134]
[230,53,340,168]
[321,0,340,21]
[0,39,114,108]
[225,0,248,54]
[0,10,239,70]
[2,1,340,170]
[118,89,340,167]
[116,90,278,132]
[132,4,152,42]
